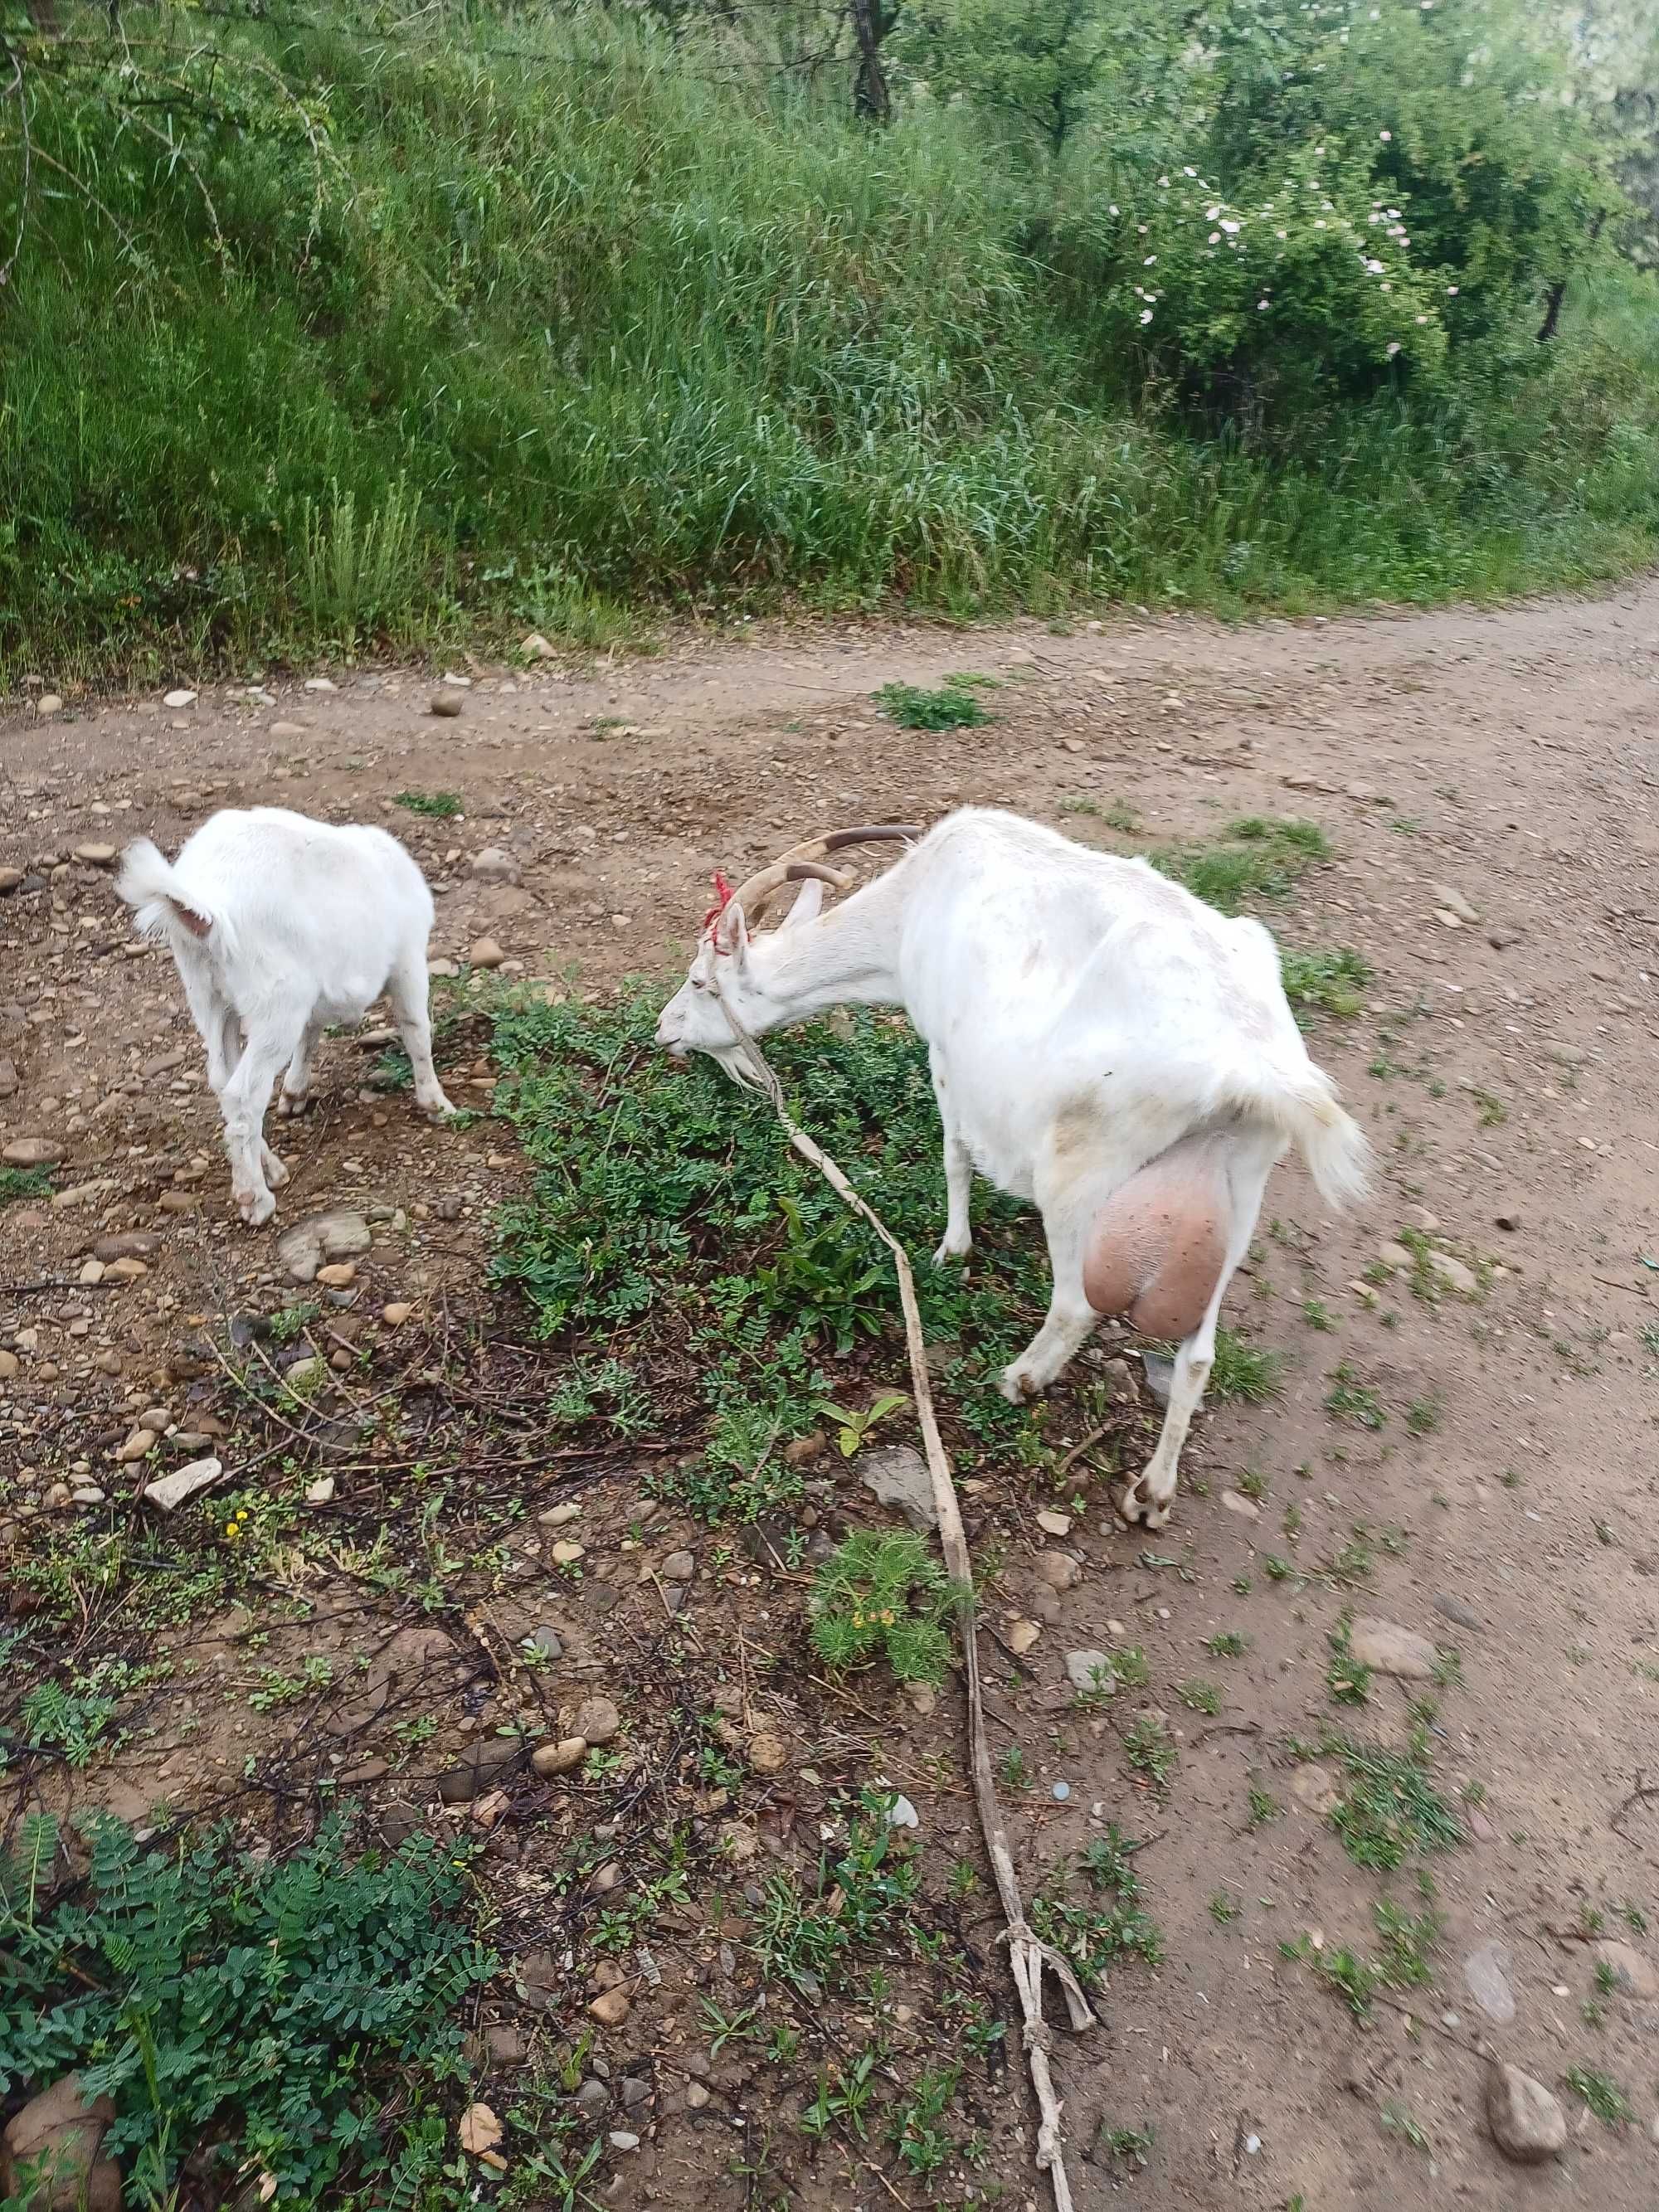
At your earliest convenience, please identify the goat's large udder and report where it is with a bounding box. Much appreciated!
[1082,1139,1232,1339]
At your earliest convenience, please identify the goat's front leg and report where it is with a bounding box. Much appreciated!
[930,1055,973,1264]
[389,952,456,1118]
[1000,1204,1098,1402]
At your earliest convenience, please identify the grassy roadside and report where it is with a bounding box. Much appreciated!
[5,7,1659,683]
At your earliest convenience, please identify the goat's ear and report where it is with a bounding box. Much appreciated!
[170,897,213,940]
[715,900,750,961]
[782,877,825,930]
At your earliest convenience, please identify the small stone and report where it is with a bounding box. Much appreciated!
[104,1257,148,1284]
[660,1550,695,1583]
[888,1794,919,1828]
[1221,1490,1261,1521]
[431,692,464,717]
[574,2078,609,2117]
[1462,1940,1516,2024]
[115,1427,158,1463]
[527,1626,563,1660]
[608,2129,640,2151]
[549,1539,585,1566]
[519,631,557,661]
[73,842,118,868]
[684,2080,710,2111]
[0,868,22,894]
[589,1988,630,2027]
[0,1057,16,1097]
[1035,1508,1072,1536]
[142,1456,226,1510]
[381,1301,414,1327]
[1005,1617,1041,1655]
[1034,1550,1082,1592]
[316,1262,357,1288]
[1486,925,1521,950]
[305,1476,336,1505]
[469,937,506,970]
[1433,884,1481,925]
[619,2077,651,2112]
[277,1208,372,1283]
[472,1789,513,1830]
[163,688,197,708]
[1593,1939,1657,2001]
[469,847,521,884]
[2,1135,62,1167]
[1495,1210,1521,1232]
[79,1259,106,1286]
[1433,1592,1482,1631]
[91,1233,159,1262]
[284,1355,326,1391]
[1290,1762,1340,1816]
[0,1350,17,1381]
[1485,2061,1566,2164]
[36,693,64,714]
[436,1738,522,1806]
[1348,1616,1438,1680]
[859,1445,937,1532]
[532,1736,588,1777]
[71,1486,107,1507]
[541,1500,582,1527]
[1065,1649,1114,1694]
[0,2073,121,2212]
[782,1429,826,1466]
[573,1695,621,1745]
[747,1730,790,1775]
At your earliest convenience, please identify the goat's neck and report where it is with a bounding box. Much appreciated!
[753,868,907,1020]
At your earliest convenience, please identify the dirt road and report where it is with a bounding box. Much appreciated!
[3,581,1659,2207]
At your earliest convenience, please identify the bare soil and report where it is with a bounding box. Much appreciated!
[3,583,1659,2210]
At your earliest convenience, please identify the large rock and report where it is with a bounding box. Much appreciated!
[1065,1649,1116,1695]
[1593,1939,1657,2001]
[1485,2062,1566,2163]
[2,1135,62,1168]
[1347,1616,1438,1680]
[1462,1940,1516,2025]
[277,1208,372,1283]
[143,1456,225,1512]
[0,2074,123,2210]
[469,847,521,885]
[859,1446,937,1532]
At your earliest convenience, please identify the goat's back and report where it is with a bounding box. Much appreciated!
[172,807,433,997]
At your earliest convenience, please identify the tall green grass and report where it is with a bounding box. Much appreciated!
[5,6,1659,678]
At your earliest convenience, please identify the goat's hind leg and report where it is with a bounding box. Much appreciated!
[221,1018,306,1227]
[931,1055,974,1265]
[277,1018,324,1120]
[388,950,455,1118]
[1118,1146,1273,1529]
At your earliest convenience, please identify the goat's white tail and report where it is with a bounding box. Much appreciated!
[116,838,214,940]
[1228,1062,1372,1211]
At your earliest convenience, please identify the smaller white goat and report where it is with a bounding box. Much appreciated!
[656,808,1370,1527]
[117,807,454,1225]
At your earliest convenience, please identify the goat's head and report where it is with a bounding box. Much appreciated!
[655,825,918,1079]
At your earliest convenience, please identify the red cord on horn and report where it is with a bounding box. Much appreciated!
[702,870,734,936]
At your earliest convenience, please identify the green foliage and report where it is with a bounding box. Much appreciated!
[1567,2064,1635,2124]
[1030,1828,1163,1991]
[810,1529,961,1686]
[393,789,464,819]
[1327,1731,1462,1869]
[0,1166,53,1206]
[0,1815,496,2205]
[1280,946,1372,1023]
[1208,1327,1285,1405]
[5,7,1659,677]
[754,1792,920,1996]
[1155,817,1327,913]
[875,681,991,730]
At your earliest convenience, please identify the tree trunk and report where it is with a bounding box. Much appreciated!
[849,0,892,124]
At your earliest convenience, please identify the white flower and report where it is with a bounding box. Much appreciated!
[1220,219,1240,234]
[1183,166,1197,177]
[1276,227,1287,238]
[1365,258,1384,273]
[1109,203,1120,216]
[1209,231,1221,244]
[1314,219,1327,229]
[1206,206,1221,220]
[1415,314,1428,323]
[1157,176,1170,187]
[1379,129,1392,141]
[1446,284,1459,295]
[1314,144,1326,157]
[1140,308,1154,324]
[1258,299,1270,310]
[1144,255,1157,265]
[1387,340,1402,355]
[1380,281,1390,291]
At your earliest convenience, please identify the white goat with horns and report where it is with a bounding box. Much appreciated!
[657,807,1370,1527]
[117,807,455,1227]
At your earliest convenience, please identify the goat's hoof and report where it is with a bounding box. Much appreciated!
[236,1189,277,1228]
[932,1238,971,1268]
[419,1090,459,1121]
[276,1091,312,1120]
[1117,1480,1172,1531]
[999,1364,1039,1405]
[264,1152,290,1189]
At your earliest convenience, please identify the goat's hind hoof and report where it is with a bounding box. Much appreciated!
[236,1188,277,1228]
[276,1091,313,1120]
[998,1364,1039,1406]
[1116,1478,1172,1531]
[419,1090,460,1121]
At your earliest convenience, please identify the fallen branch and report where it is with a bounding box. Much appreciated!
[713,979,1092,2212]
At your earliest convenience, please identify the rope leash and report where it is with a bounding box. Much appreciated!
[710,975,1093,2212]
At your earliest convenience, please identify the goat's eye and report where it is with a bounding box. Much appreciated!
[690,978,707,992]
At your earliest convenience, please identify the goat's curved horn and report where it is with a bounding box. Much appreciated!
[721,824,922,927]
